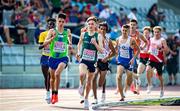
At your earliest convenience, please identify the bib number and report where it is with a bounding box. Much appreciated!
[151,48,158,56]
[53,42,66,53]
[120,48,130,58]
[82,49,96,61]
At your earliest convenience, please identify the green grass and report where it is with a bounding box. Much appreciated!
[128,98,180,105]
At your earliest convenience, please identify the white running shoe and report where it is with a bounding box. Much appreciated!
[160,90,164,98]
[92,99,98,104]
[78,85,84,96]
[147,85,153,94]
[84,99,89,109]
[101,93,106,103]
[45,91,51,104]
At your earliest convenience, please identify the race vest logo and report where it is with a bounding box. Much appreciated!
[58,34,63,38]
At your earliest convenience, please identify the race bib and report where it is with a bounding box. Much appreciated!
[151,48,158,56]
[53,42,66,53]
[119,48,130,58]
[98,49,108,59]
[82,49,96,61]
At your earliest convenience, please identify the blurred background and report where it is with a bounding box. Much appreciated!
[0,0,179,88]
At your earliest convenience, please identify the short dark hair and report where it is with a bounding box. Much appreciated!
[47,18,56,29]
[99,22,109,32]
[130,19,138,24]
[58,13,66,19]
[47,18,56,23]
[122,24,130,29]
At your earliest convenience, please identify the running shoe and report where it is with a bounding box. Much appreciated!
[51,94,58,104]
[46,91,51,104]
[92,99,98,104]
[147,85,153,94]
[84,99,89,109]
[101,93,106,103]
[160,90,164,98]
[119,98,124,101]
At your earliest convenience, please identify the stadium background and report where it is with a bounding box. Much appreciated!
[0,0,180,89]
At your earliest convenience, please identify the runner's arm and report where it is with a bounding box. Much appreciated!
[162,39,170,64]
[77,32,84,56]
[93,34,104,53]
[162,39,169,54]
[107,39,116,59]
[131,38,140,59]
[67,29,72,45]
[115,38,119,55]
[43,29,55,46]
[139,33,148,50]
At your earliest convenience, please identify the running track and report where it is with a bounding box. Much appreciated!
[0,86,180,111]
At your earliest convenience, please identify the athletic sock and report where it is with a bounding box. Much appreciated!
[55,90,58,95]
[52,90,56,95]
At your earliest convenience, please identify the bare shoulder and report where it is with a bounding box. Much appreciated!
[80,32,85,39]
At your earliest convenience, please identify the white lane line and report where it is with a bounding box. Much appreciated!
[0,99,43,105]
[0,94,42,98]
[0,96,42,100]
[90,96,180,110]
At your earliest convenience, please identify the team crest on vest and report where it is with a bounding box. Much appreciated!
[121,45,129,50]
[58,34,63,38]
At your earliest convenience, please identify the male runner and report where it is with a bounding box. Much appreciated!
[146,26,169,97]
[92,22,115,104]
[124,19,148,94]
[135,26,151,94]
[116,24,140,101]
[38,18,56,104]
[43,13,72,104]
[76,16,103,108]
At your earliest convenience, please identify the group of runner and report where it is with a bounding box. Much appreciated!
[38,13,170,109]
